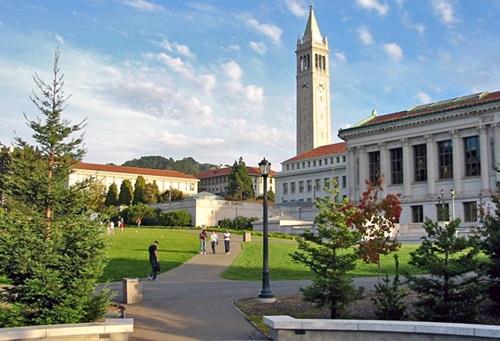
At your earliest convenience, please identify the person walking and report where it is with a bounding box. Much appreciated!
[223,229,231,254]
[136,217,142,228]
[210,230,219,254]
[147,241,160,281]
[199,229,207,254]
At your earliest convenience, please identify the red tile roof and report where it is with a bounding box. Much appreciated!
[346,90,500,130]
[195,166,276,179]
[284,142,346,162]
[74,162,197,180]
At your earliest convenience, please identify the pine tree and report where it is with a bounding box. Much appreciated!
[226,157,254,200]
[480,180,500,311]
[118,179,134,205]
[405,218,486,323]
[104,183,119,207]
[133,175,147,204]
[0,49,110,327]
[291,188,363,318]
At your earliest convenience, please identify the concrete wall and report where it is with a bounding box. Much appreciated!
[0,318,133,341]
[264,316,500,341]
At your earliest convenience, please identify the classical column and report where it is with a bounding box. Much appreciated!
[495,124,500,183]
[479,126,490,192]
[347,147,356,200]
[451,130,462,193]
[357,146,367,199]
[379,142,388,192]
[401,139,411,198]
[425,135,436,198]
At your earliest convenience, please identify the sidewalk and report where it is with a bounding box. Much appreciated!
[109,234,310,341]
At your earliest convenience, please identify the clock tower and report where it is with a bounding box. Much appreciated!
[296,6,331,155]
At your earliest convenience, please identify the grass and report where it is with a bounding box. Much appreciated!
[221,241,422,280]
[101,227,200,282]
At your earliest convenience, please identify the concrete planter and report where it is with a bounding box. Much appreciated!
[0,318,134,341]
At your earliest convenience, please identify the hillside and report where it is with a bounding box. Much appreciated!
[122,155,216,176]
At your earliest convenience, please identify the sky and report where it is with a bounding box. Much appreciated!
[0,0,499,171]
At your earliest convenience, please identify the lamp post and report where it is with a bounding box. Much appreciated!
[450,189,455,220]
[258,157,275,303]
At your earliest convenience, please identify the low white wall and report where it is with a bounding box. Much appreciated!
[0,318,134,341]
[264,316,500,341]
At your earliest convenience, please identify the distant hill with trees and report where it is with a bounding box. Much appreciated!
[122,155,216,176]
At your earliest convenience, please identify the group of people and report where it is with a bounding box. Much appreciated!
[147,229,233,281]
[199,229,231,254]
[106,216,125,235]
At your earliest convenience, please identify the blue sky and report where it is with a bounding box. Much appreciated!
[0,0,499,170]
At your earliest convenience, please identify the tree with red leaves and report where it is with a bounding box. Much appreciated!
[348,178,402,279]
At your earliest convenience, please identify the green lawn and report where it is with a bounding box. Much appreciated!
[101,228,200,282]
[1,228,423,284]
[221,240,422,280]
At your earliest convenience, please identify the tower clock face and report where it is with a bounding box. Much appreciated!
[300,81,309,91]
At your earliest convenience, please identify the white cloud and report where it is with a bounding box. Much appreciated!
[401,12,426,35]
[334,52,346,63]
[249,41,267,55]
[284,0,308,17]
[55,34,64,45]
[416,91,432,104]
[356,0,389,15]
[357,27,374,45]
[222,60,243,80]
[431,0,458,24]
[245,84,263,102]
[121,0,164,12]
[383,43,403,61]
[159,39,196,58]
[246,18,282,45]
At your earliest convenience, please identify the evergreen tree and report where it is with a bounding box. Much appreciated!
[104,183,119,207]
[0,49,110,327]
[291,188,363,318]
[405,218,486,323]
[143,181,159,204]
[118,179,133,205]
[133,175,147,204]
[480,180,500,311]
[226,157,254,200]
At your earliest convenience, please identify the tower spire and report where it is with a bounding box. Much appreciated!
[302,5,322,43]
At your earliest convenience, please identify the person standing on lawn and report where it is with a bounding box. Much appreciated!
[147,240,159,281]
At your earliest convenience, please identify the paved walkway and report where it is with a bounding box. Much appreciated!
[104,234,379,341]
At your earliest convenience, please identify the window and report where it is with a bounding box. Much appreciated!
[297,163,300,169]
[319,160,322,166]
[411,205,424,223]
[286,165,289,171]
[315,179,321,191]
[464,136,481,177]
[343,156,346,162]
[342,176,347,188]
[334,176,339,188]
[368,151,380,184]
[283,183,288,195]
[299,181,304,193]
[463,202,478,222]
[307,180,312,192]
[390,148,403,184]
[291,182,296,194]
[414,144,427,182]
[324,178,330,189]
[313,161,316,167]
[438,140,453,179]
[336,156,340,163]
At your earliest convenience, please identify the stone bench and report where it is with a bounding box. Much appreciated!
[264,316,500,341]
[0,318,134,341]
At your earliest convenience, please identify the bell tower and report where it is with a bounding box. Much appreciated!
[296,6,331,155]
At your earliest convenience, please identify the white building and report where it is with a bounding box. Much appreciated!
[69,162,199,197]
[195,165,275,198]
[339,91,500,238]
[274,6,499,238]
